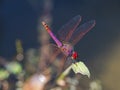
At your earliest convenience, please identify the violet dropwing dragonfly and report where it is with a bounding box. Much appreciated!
[42,15,95,73]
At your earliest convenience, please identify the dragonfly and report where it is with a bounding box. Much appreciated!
[42,15,95,77]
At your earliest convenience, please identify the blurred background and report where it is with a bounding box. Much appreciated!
[0,0,120,90]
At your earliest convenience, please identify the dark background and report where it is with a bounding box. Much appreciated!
[0,0,120,58]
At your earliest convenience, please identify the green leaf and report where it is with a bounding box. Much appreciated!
[71,61,90,78]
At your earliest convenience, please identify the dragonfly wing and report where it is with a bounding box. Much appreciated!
[39,44,61,69]
[46,44,62,63]
[47,46,69,75]
[44,44,68,71]
[69,20,96,45]
[57,15,82,42]
[62,57,73,70]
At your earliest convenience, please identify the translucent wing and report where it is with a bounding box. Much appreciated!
[63,57,73,70]
[57,15,82,42]
[42,44,68,73]
[69,20,96,45]
[45,44,61,63]
[39,44,61,71]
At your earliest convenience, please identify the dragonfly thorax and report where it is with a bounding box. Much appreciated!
[60,43,74,56]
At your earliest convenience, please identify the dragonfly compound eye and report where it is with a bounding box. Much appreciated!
[71,51,78,60]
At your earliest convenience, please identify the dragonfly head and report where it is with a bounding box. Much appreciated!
[71,51,78,60]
